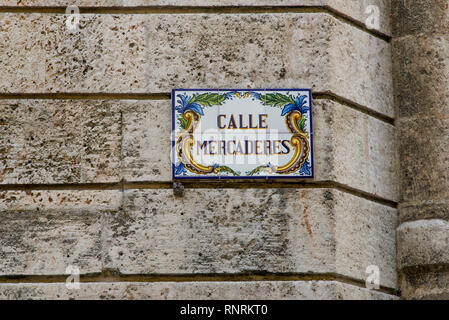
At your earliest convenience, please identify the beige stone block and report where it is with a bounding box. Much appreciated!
[0,281,397,300]
[392,0,449,37]
[314,100,397,200]
[397,219,449,270]
[399,201,449,223]
[400,271,449,300]
[122,99,397,201]
[335,191,397,288]
[398,116,449,203]
[104,188,397,288]
[0,14,148,93]
[0,190,121,275]
[0,100,121,184]
[121,100,171,182]
[0,13,393,117]
[393,35,449,118]
[0,0,391,35]
[145,13,392,117]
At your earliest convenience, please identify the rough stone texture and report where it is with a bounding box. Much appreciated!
[122,99,397,201]
[0,100,121,184]
[146,13,393,117]
[394,36,449,222]
[393,35,449,118]
[401,271,449,300]
[399,201,449,224]
[335,193,397,289]
[103,188,397,288]
[0,190,121,275]
[121,100,171,182]
[398,117,449,206]
[315,100,396,201]
[0,281,397,300]
[393,1,449,300]
[0,14,148,93]
[0,186,397,287]
[392,0,449,37]
[0,0,391,35]
[0,13,393,117]
[397,220,449,270]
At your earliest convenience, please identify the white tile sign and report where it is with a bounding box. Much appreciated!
[172,89,314,179]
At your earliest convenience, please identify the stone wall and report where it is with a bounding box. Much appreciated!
[0,1,399,299]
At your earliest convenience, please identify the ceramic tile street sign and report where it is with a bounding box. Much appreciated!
[172,89,314,179]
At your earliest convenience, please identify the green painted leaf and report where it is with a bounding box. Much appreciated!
[296,116,307,132]
[178,116,189,130]
[216,166,240,176]
[246,165,270,176]
[189,93,227,107]
[259,93,295,108]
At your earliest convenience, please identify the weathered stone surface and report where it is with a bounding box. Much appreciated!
[0,190,121,275]
[0,281,397,300]
[121,100,171,182]
[0,100,121,184]
[393,3,449,301]
[400,271,449,300]
[0,0,391,35]
[335,192,397,288]
[397,219,449,270]
[314,100,396,200]
[146,13,393,117]
[393,35,449,118]
[399,201,449,223]
[0,13,393,117]
[398,116,449,203]
[392,0,449,37]
[327,0,391,35]
[104,188,397,288]
[392,0,449,299]
[122,99,397,201]
[399,200,449,223]
[0,14,148,93]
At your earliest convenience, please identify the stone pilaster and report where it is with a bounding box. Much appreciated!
[393,0,449,299]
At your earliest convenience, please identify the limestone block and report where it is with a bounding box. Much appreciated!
[0,0,391,35]
[121,100,172,182]
[103,188,397,288]
[392,0,449,37]
[398,116,449,203]
[399,201,449,223]
[0,14,148,93]
[145,13,393,117]
[397,219,449,270]
[0,281,397,300]
[0,13,393,117]
[314,100,396,200]
[400,271,449,300]
[0,190,121,275]
[0,100,121,184]
[393,35,449,118]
